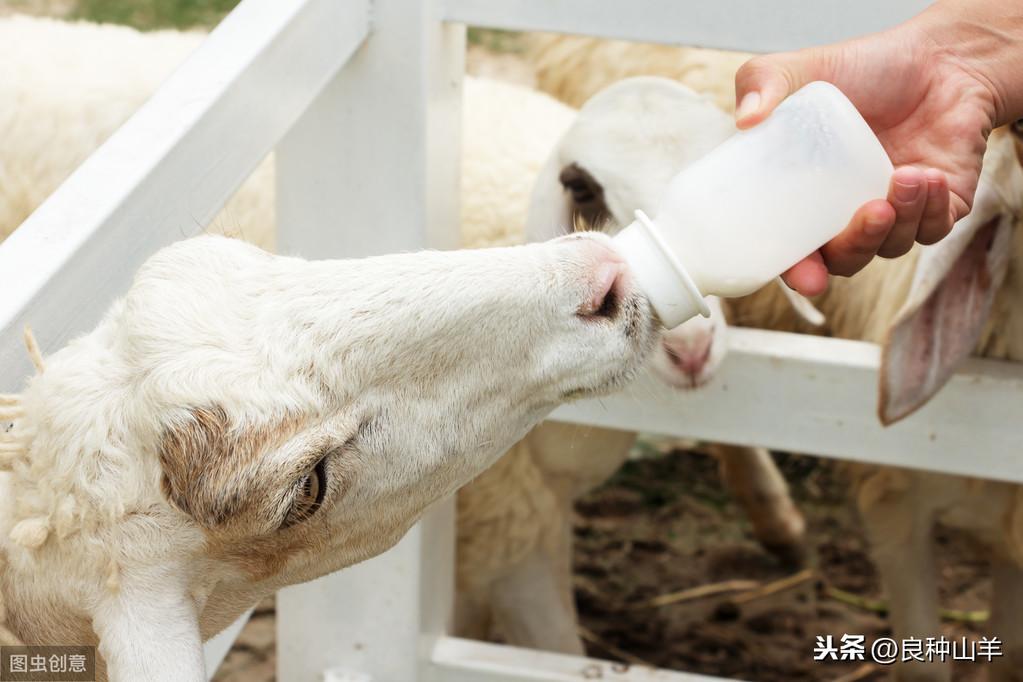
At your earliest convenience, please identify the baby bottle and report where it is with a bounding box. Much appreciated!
[613,81,893,328]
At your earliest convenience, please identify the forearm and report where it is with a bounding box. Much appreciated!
[914,0,1023,126]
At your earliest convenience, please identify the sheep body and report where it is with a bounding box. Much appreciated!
[0,17,575,255]
[459,76,576,248]
[0,15,273,250]
[527,33,751,113]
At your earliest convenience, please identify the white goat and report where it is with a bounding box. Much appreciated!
[455,78,810,654]
[0,232,655,681]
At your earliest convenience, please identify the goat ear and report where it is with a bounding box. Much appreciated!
[558,162,611,230]
[773,278,825,327]
[878,182,1015,425]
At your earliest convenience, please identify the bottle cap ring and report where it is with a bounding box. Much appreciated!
[632,209,711,318]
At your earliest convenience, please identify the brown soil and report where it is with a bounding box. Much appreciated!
[573,446,993,681]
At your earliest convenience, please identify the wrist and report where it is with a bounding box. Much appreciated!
[912,0,1023,126]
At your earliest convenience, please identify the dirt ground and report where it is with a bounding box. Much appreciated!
[573,447,993,682]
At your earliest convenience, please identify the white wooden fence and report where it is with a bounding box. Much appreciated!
[3,0,1020,680]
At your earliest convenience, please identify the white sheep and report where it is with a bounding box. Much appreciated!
[0,213,654,681]
[0,15,276,251]
[526,33,752,114]
[455,77,810,654]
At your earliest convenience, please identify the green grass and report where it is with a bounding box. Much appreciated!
[73,0,240,30]
[467,27,525,53]
[69,2,525,46]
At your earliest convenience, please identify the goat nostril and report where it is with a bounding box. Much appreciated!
[579,263,621,320]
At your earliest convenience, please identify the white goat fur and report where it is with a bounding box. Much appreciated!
[0,231,655,681]
[0,16,275,250]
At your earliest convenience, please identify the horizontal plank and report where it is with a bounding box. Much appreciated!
[444,0,932,53]
[429,637,732,682]
[552,328,1023,484]
[0,0,369,392]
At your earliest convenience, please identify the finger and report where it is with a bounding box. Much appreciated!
[916,169,953,245]
[877,167,927,258]
[781,251,828,296]
[948,191,971,226]
[734,50,823,129]
[820,199,896,277]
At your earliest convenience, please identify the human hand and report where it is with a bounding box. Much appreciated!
[735,7,1006,296]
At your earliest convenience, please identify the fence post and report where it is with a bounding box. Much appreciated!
[274,0,465,679]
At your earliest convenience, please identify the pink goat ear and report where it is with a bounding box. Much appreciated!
[878,212,1012,425]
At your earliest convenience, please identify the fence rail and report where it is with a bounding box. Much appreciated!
[555,328,1023,482]
[443,0,932,53]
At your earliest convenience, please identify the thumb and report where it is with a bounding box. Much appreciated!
[734,50,822,129]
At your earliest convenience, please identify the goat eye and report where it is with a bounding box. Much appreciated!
[282,456,328,528]
[1013,119,1023,135]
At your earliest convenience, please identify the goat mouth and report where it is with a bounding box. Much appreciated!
[661,344,713,390]
[561,297,656,401]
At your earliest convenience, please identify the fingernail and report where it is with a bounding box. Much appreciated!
[894,181,920,203]
[735,91,761,121]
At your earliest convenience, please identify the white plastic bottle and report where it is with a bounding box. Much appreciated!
[613,81,893,328]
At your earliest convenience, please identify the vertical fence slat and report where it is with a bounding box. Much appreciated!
[274,0,465,679]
